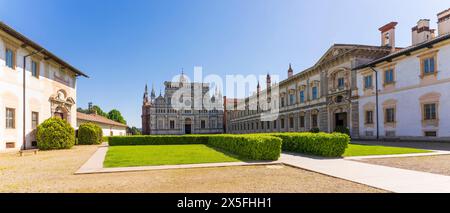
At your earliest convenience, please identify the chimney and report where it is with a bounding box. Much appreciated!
[379,22,398,52]
[287,64,293,78]
[438,8,450,36]
[412,19,435,45]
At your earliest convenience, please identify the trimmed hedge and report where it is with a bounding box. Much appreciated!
[108,135,209,146]
[334,126,350,136]
[109,134,281,160]
[271,132,349,157]
[208,135,282,161]
[78,123,103,145]
[108,132,348,159]
[36,118,75,150]
[309,128,320,133]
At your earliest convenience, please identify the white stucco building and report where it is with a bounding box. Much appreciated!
[355,9,450,141]
[0,22,88,151]
[77,112,127,137]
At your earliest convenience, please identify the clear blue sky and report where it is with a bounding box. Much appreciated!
[0,0,448,127]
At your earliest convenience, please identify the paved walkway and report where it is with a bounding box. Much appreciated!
[76,144,450,192]
[281,153,450,193]
[75,144,280,174]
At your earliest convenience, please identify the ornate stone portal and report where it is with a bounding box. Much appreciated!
[49,89,74,121]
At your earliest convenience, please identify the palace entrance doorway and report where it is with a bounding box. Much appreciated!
[185,118,192,134]
[335,112,348,129]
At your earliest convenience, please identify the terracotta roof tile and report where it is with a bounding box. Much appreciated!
[77,112,127,127]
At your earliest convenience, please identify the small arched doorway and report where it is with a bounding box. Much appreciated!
[185,118,192,134]
[53,106,68,121]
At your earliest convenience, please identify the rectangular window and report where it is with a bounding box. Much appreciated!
[365,111,373,124]
[338,78,345,89]
[423,57,435,74]
[6,108,15,129]
[281,97,285,107]
[266,121,270,129]
[261,121,264,130]
[385,108,395,123]
[424,131,437,137]
[424,103,437,120]
[211,120,216,129]
[365,131,374,137]
[5,48,14,69]
[364,75,373,89]
[384,69,394,84]
[31,60,39,78]
[289,117,294,129]
[170,120,175,129]
[32,112,39,129]
[299,91,305,103]
[6,142,15,149]
[273,120,277,129]
[312,87,318,100]
[299,115,305,128]
[386,131,396,137]
[311,114,318,128]
[281,118,285,129]
[201,120,206,129]
[289,94,295,105]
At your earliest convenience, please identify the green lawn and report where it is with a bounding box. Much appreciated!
[343,144,432,157]
[104,144,242,168]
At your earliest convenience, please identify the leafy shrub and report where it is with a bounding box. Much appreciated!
[334,126,350,136]
[94,124,103,143]
[309,128,320,133]
[108,135,209,146]
[102,136,110,142]
[208,135,282,161]
[271,132,349,157]
[78,123,103,145]
[36,118,75,150]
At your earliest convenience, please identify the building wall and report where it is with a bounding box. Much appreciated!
[76,120,126,137]
[0,32,78,151]
[358,41,450,140]
[226,46,389,135]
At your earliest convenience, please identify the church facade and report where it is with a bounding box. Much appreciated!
[141,73,224,135]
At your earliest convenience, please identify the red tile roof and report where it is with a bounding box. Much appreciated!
[77,112,127,127]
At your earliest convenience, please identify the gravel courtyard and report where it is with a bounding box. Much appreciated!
[358,155,450,176]
[0,145,385,193]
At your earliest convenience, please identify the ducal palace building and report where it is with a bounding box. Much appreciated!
[141,73,224,135]
[0,22,88,151]
[227,8,450,141]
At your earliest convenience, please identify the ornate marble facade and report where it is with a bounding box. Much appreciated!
[141,73,224,135]
[226,44,391,137]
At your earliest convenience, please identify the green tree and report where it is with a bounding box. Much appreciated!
[92,105,108,117]
[77,107,89,113]
[108,109,127,125]
[129,126,141,135]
